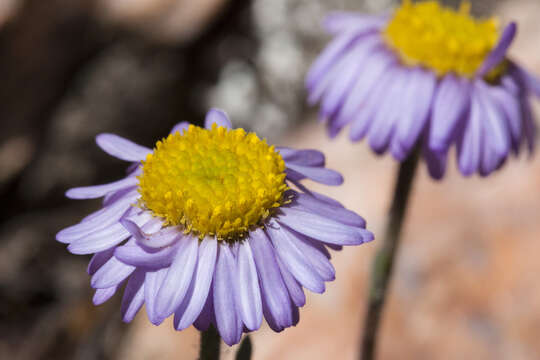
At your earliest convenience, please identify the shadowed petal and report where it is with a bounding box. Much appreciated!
[205,108,232,129]
[121,269,146,322]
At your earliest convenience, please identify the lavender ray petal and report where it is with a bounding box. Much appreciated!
[66,176,138,200]
[155,235,199,320]
[144,267,168,325]
[277,147,325,167]
[306,30,363,90]
[397,68,437,152]
[429,74,471,151]
[193,287,215,332]
[205,108,232,129]
[367,67,410,153]
[91,253,135,289]
[458,91,483,176]
[174,237,217,331]
[278,207,373,245]
[285,228,335,282]
[476,82,511,157]
[68,212,152,255]
[236,240,263,331]
[423,148,447,180]
[249,229,293,330]
[266,222,325,293]
[213,243,241,346]
[57,191,139,243]
[285,164,343,186]
[93,286,118,306]
[324,12,388,34]
[96,133,152,162]
[121,218,182,250]
[288,179,343,208]
[349,64,401,141]
[121,269,146,322]
[484,84,522,153]
[87,248,115,275]
[114,243,179,268]
[275,256,305,307]
[477,23,517,77]
[338,51,396,132]
[292,192,365,227]
[170,121,190,134]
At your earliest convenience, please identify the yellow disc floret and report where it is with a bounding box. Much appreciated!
[138,124,288,241]
[384,0,499,77]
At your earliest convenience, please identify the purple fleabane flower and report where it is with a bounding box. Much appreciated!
[307,0,540,178]
[56,108,373,346]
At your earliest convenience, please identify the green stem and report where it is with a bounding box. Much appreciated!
[360,149,420,360]
[199,327,221,360]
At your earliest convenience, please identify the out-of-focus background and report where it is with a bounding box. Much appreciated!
[0,0,539,359]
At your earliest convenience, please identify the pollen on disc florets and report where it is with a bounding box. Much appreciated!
[137,124,288,241]
[384,0,499,77]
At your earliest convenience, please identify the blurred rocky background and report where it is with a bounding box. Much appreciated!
[0,0,539,359]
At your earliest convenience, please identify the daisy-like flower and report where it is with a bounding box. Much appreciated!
[307,0,540,178]
[56,109,373,345]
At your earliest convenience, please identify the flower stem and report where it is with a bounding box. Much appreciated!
[235,335,253,360]
[360,149,420,360]
[199,327,221,360]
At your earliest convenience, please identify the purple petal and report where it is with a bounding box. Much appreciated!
[67,212,152,255]
[57,191,139,243]
[91,254,135,289]
[319,36,383,117]
[349,64,401,141]
[292,192,365,227]
[424,148,447,180]
[87,248,115,275]
[236,241,263,331]
[96,133,152,162]
[144,267,168,325]
[266,222,325,293]
[114,243,179,268]
[278,207,373,245]
[249,228,294,331]
[476,82,510,157]
[275,256,305,307]
[510,62,540,97]
[121,269,146,322]
[286,164,343,186]
[205,108,232,129]
[324,12,388,35]
[193,288,215,332]
[458,91,484,176]
[285,228,335,282]
[306,30,364,90]
[277,147,325,167]
[121,218,181,250]
[520,96,536,154]
[337,50,396,134]
[155,236,199,320]
[174,237,217,331]
[367,68,410,153]
[395,68,437,153]
[213,243,242,346]
[288,179,343,208]
[484,84,522,153]
[170,121,190,134]
[477,23,517,77]
[66,176,138,200]
[93,286,118,306]
[429,74,471,151]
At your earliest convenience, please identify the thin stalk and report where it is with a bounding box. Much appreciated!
[199,327,221,360]
[360,149,420,360]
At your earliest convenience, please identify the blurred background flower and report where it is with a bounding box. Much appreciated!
[1,0,539,359]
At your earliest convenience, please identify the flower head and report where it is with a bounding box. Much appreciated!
[307,0,540,178]
[57,109,373,345]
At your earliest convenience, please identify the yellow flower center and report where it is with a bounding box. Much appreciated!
[384,0,499,77]
[138,124,288,241]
